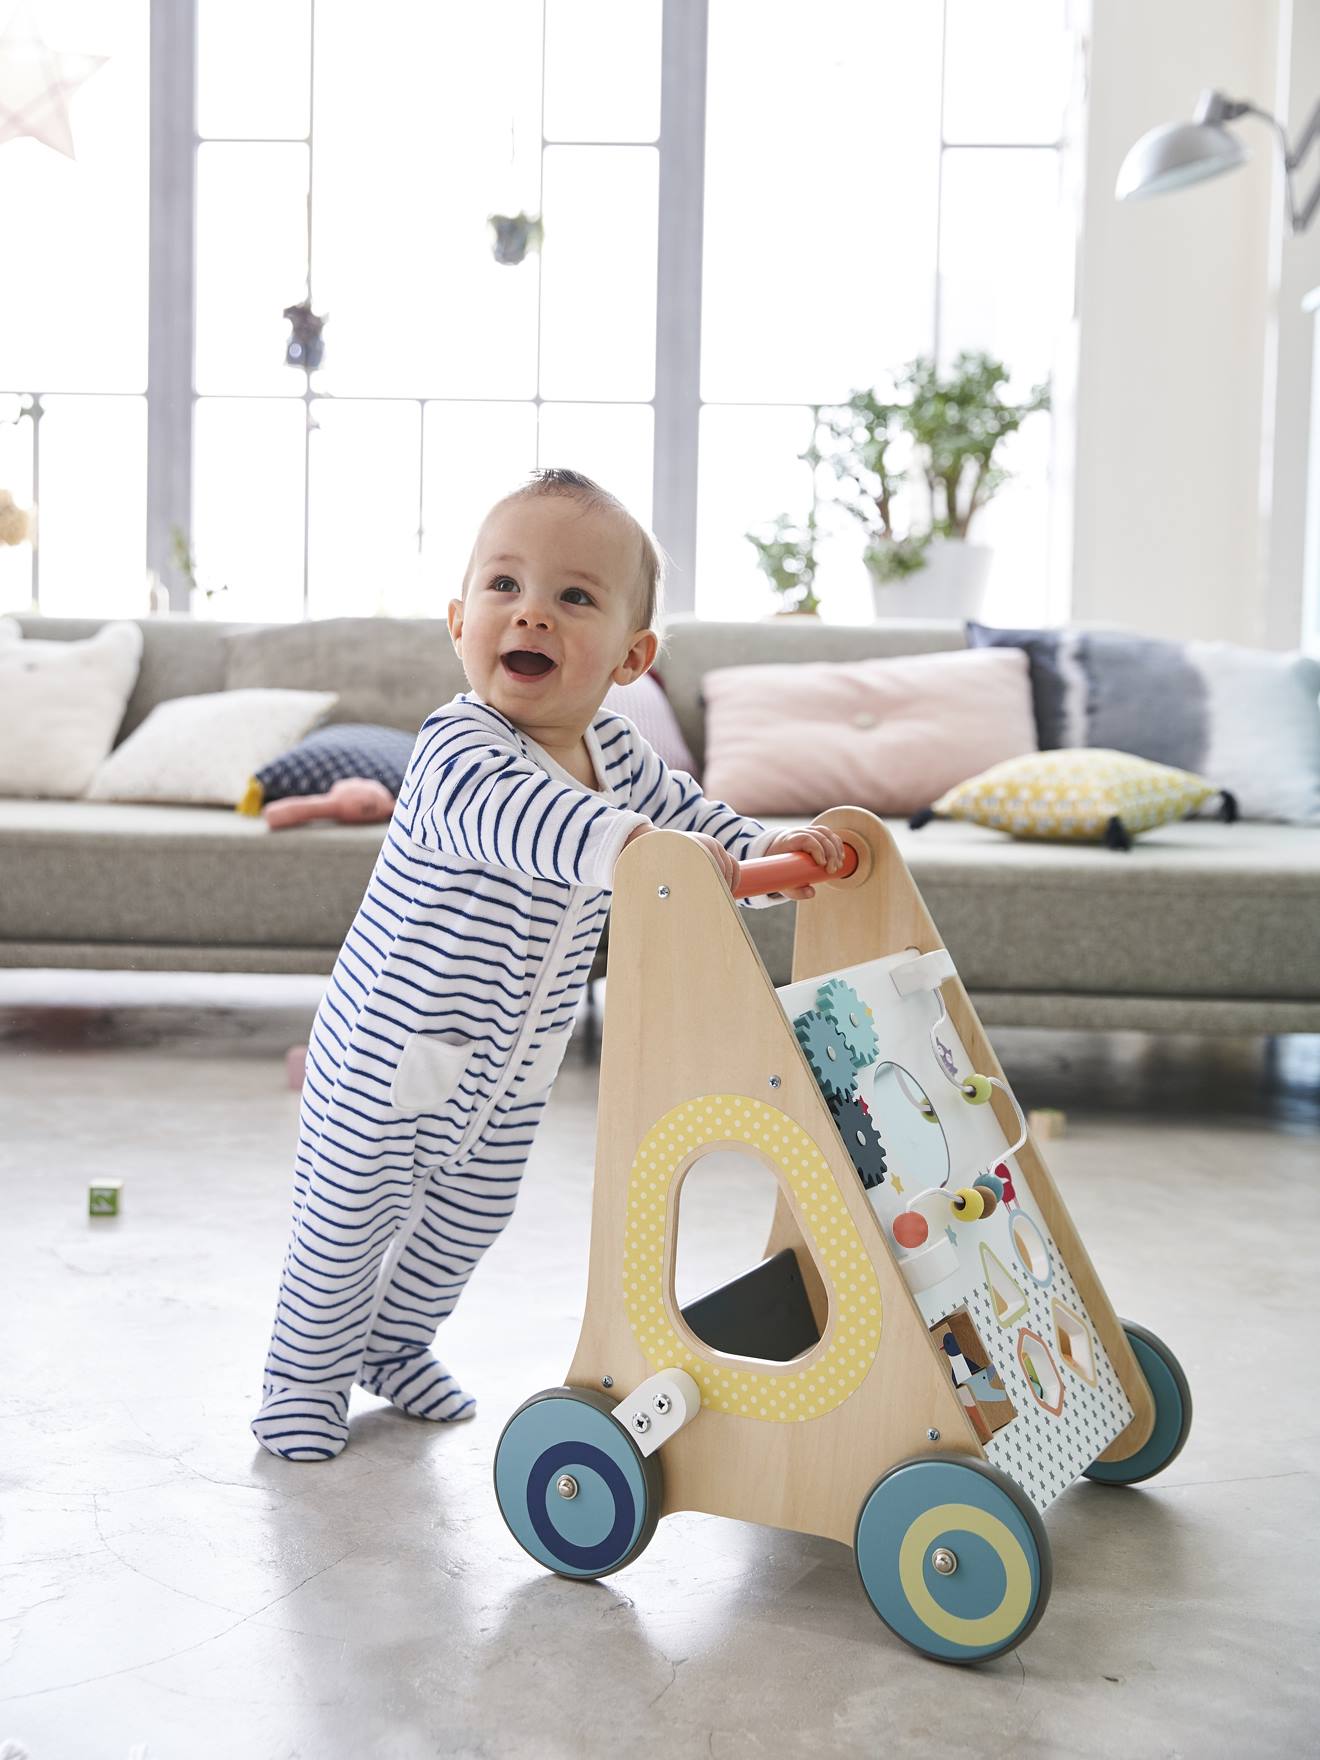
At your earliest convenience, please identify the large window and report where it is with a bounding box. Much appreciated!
[0,0,148,617]
[697,0,1075,625]
[1,0,1077,627]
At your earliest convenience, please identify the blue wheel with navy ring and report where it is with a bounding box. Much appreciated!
[1084,1321,1192,1486]
[854,1456,1052,1664]
[494,1387,663,1580]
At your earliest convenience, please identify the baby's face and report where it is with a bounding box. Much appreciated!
[448,496,655,743]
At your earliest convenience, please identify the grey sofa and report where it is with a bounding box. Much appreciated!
[2,613,1318,1035]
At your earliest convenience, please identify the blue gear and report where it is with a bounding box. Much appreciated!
[828,1092,888,1190]
[793,1010,856,1103]
[817,978,879,1069]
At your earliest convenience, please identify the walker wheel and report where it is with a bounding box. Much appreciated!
[494,1386,663,1579]
[854,1456,1051,1664]
[1083,1321,1192,1485]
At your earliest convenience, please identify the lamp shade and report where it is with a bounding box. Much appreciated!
[1116,120,1249,202]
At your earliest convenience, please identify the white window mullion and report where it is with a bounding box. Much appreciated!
[652,0,708,615]
[147,0,198,612]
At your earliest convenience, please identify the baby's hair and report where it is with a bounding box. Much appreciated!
[496,466,666,635]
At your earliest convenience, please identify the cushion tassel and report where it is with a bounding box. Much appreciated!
[1103,815,1133,852]
[909,807,935,830]
[1218,789,1239,823]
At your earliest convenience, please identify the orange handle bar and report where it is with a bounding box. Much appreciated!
[732,841,859,899]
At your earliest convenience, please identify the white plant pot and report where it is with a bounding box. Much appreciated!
[869,540,992,622]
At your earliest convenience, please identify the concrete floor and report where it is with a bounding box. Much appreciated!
[1,971,1317,1760]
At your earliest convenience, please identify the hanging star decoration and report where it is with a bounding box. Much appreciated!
[0,5,107,159]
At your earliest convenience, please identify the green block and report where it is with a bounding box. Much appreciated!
[88,1180,123,1217]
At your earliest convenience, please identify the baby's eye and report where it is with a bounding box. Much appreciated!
[561,587,594,606]
[488,575,518,593]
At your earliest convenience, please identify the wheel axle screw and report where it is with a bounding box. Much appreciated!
[631,1412,652,1434]
[653,1393,672,1415]
[601,1375,614,1388]
[927,1428,941,1441]
[556,1475,579,1501]
[931,1547,958,1576]
[657,885,670,899]
[769,1074,782,1089]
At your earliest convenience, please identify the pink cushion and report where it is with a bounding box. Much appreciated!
[602,671,699,775]
[701,647,1037,816]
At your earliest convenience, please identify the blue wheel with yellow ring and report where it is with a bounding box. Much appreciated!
[494,1387,663,1580]
[854,1456,1051,1663]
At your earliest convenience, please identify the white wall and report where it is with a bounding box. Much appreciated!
[1070,0,1319,646]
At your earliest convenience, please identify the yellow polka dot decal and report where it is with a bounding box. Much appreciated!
[624,1095,883,1423]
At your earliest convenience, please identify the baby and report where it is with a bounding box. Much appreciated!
[252,468,845,1461]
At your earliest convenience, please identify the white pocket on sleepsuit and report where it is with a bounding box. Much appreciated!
[390,1034,475,1114]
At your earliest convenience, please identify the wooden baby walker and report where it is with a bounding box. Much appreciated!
[493,809,1192,1664]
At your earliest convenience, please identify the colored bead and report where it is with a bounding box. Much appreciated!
[893,1211,929,1249]
[951,1186,985,1221]
[962,1074,993,1105]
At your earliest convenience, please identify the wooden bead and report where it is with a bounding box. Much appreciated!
[961,1074,993,1105]
[892,1211,929,1249]
[951,1186,985,1221]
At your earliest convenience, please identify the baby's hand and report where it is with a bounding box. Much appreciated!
[684,831,740,891]
[762,826,848,900]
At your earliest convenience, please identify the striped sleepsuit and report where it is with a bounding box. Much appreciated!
[252,690,782,1460]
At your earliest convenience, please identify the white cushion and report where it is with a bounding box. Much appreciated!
[85,688,338,806]
[0,618,145,798]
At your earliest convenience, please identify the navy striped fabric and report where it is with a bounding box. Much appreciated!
[252,692,781,1461]
[255,722,416,803]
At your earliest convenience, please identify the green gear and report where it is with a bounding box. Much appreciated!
[817,978,879,1069]
[793,1010,855,1102]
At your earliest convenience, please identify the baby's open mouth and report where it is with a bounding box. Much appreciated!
[502,651,556,678]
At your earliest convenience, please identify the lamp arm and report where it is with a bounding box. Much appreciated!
[1237,96,1320,233]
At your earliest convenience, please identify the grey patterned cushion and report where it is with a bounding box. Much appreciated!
[967,622,1320,824]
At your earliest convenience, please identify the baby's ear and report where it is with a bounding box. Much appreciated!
[446,598,463,647]
[614,626,659,686]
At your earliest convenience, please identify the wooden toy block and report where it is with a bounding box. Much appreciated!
[493,810,1192,1665]
[88,1179,123,1217]
[1028,1107,1067,1139]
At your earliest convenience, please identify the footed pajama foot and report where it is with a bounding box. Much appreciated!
[358,1352,477,1423]
[251,1385,350,1462]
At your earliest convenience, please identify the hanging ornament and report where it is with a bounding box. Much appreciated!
[0,488,33,547]
[487,211,543,267]
[283,300,327,372]
[0,5,107,159]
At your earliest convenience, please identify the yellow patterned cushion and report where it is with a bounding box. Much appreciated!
[930,748,1221,844]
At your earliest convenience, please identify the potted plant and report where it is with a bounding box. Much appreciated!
[745,510,822,617]
[820,351,1050,619]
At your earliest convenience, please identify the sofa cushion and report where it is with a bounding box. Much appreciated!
[0,800,389,951]
[86,690,338,806]
[968,622,1320,824]
[742,816,1320,1003]
[0,619,144,796]
[658,617,968,773]
[246,722,418,812]
[223,617,466,734]
[928,748,1225,846]
[701,647,1035,816]
[2,803,1316,1005]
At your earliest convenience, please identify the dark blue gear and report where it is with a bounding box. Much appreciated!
[828,1092,888,1190]
[794,1010,855,1103]
[817,978,879,1069]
